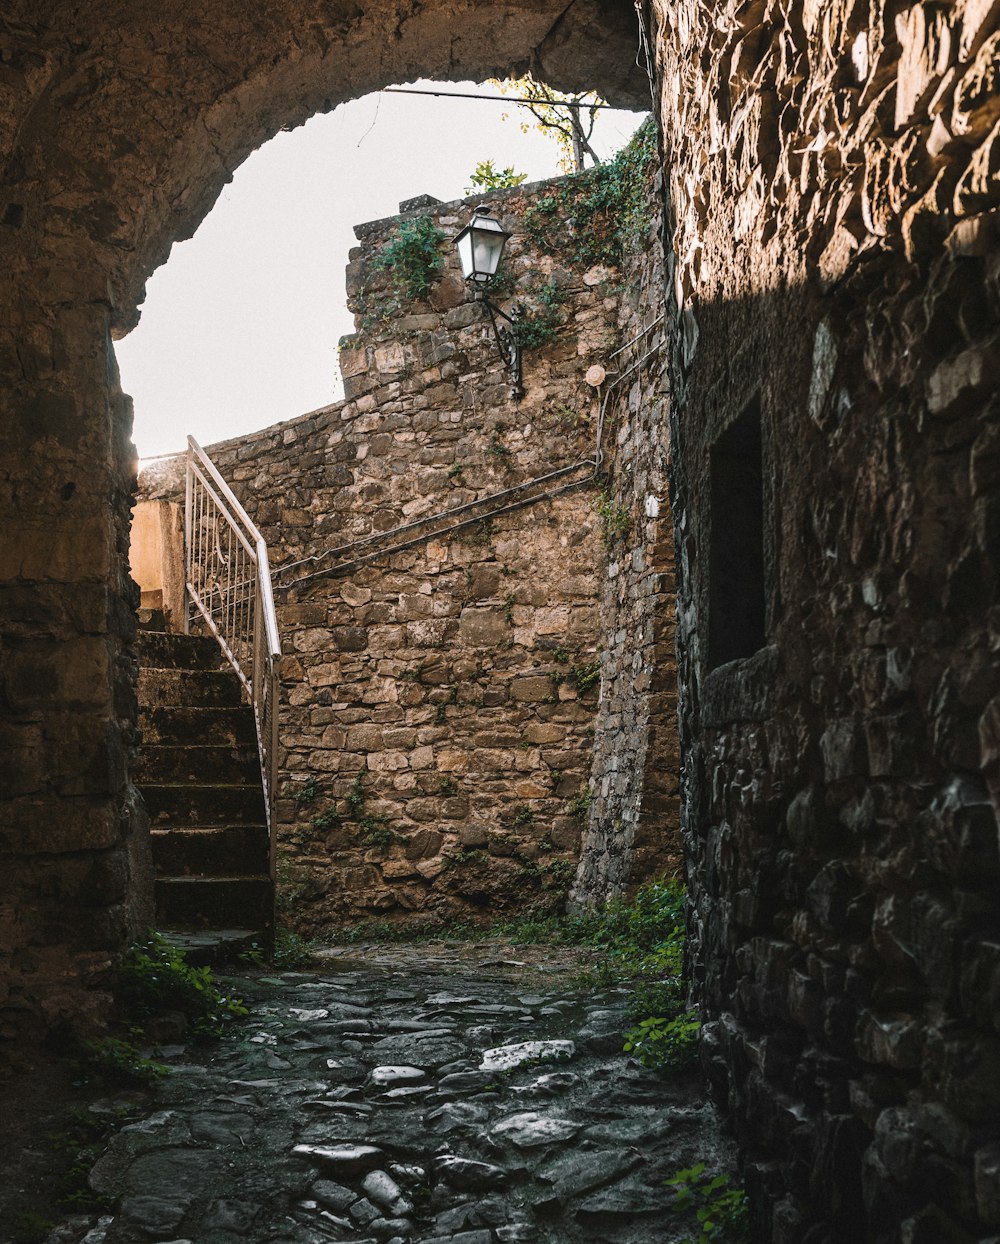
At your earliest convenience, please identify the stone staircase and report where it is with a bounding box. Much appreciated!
[136,627,274,950]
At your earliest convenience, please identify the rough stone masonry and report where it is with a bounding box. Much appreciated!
[138,176,680,930]
[648,0,1000,1237]
[3,0,1000,1239]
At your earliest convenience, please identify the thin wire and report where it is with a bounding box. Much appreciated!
[382,87,617,111]
[595,338,665,470]
[357,92,381,147]
[282,474,596,589]
[609,313,665,360]
[275,461,594,578]
[634,0,659,111]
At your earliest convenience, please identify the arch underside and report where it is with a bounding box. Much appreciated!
[1,0,647,326]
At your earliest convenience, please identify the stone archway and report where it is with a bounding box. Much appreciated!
[0,0,649,1040]
[8,2,1000,1238]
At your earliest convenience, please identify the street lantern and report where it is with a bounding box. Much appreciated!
[454,205,512,284]
[454,204,523,400]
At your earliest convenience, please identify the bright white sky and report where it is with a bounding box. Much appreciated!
[116,81,645,460]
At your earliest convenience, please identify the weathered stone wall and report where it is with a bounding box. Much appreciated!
[0,0,646,1044]
[4,1,1000,1237]
[573,153,682,905]
[0,299,153,1046]
[645,0,1000,1237]
[141,181,678,930]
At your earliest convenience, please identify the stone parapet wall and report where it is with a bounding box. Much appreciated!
[141,178,679,929]
[646,0,1000,1236]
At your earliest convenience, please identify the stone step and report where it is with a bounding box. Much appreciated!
[151,825,270,876]
[140,706,258,748]
[143,783,267,827]
[160,928,263,966]
[137,607,169,632]
[135,743,261,785]
[138,667,244,709]
[136,626,272,943]
[136,629,222,671]
[155,875,274,932]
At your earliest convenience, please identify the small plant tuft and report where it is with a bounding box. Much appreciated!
[487,423,513,464]
[624,1010,700,1069]
[294,776,321,805]
[273,928,319,969]
[568,786,592,822]
[667,1164,751,1244]
[570,658,601,693]
[346,777,366,818]
[371,215,445,302]
[466,159,528,193]
[596,490,630,547]
[353,813,398,851]
[116,932,248,1041]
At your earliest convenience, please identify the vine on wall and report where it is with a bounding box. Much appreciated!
[522,116,657,269]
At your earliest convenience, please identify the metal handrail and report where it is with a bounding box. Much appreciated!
[184,436,281,866]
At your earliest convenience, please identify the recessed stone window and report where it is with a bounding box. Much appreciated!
[709,397,766,667]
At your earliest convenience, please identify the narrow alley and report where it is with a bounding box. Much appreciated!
[42,943,729,1244]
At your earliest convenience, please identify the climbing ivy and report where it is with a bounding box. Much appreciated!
[515,277,572,350]
[352,215,446,329]
[522,116,657,269]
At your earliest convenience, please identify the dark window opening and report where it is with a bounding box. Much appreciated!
[709,397,766,667]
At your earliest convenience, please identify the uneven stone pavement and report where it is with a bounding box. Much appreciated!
[52,944,733,1244]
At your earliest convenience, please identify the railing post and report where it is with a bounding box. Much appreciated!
[183,443,193,635]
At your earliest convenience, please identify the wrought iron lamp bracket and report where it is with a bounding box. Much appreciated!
[480,291,524,401]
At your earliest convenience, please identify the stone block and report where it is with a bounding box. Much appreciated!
[458,607,508,646]
[820,719,868,781]
[926,1030,1000,1123]
[927,341,995,415]
[975,1143,1000,1224]
[367,750,409,773]
[404,829,443,860]
[510,676,553,703]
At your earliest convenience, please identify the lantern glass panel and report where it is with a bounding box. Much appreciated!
[472,228,505,280]
[456,229,476,280]
[455,209,511,283]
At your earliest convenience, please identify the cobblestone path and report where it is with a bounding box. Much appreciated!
[52,944,731,1244]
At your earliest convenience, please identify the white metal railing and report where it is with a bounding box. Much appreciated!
[184,436,281,861]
